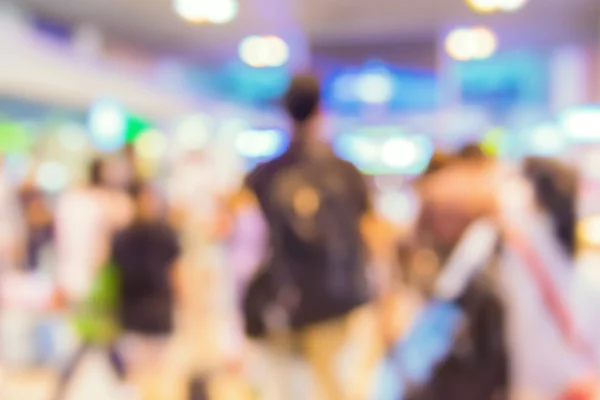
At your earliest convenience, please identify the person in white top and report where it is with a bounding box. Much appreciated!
[0,156,25,269]
[55,158,134,301]
[497,157,591,400]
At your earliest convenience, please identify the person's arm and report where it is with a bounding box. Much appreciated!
[229,187,269,295]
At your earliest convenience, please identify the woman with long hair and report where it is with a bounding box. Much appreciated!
[498,157,591,400]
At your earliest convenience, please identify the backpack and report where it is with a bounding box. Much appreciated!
[243,149,369,337]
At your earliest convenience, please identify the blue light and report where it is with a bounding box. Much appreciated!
[88,98,127,152]
[333,129,434,175]
[234,128,288,159]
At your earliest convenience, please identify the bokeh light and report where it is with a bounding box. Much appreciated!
[445,26,498,61]
[355,72,394,104]
[560,107,600,142]
[579,216,600,247]
[466,0,529,13]
[235,129,286,158]
[239,35,290,68]
[35,161,69,192]
[173,0,238,24]
[135,129,168,160]
[381,137,420,169]
[529,124,566,156]
[466,0,499,13]
[57,123,88,152]
[499,0,528,11]
[88,99,127,152]
[174,115,212,151]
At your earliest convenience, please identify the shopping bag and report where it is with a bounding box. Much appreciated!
[72,262,121,344]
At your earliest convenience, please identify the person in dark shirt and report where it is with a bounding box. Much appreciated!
[234,74,380,400]
[111,182,181,400]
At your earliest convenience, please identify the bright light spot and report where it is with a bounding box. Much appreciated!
[57,123,88,152]
[355,72,394,104]
[471,27,498,59]
[529,124,566,156]
[466,0,529,13]
[377,190,414,225]
[36,162,69,192]
[88,99,126,152]
[239,35,290,68]
[445,26,498,61]
[204,0,238,24]
[235,129,285,158]
[560,107,600,142]
[381,138,420,169]
[497,0,528,11]
[580,216,600,246]
[135,130,167,159]
[581,150,600,179]
[351,137,380,164]
[466,0,499,13]
[174,115,211,151]
[173,0,238,24]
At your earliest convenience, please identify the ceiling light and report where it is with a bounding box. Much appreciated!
[471,27,498,60]
[445,26,498,61]
[173,0,238,24]
[466,0,499,13]
[497,0,529,11]
[466,0,529,13]
[239,35,290,68]
[204,0,238,24]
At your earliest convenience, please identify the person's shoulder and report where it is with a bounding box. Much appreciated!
[245,155,288,191]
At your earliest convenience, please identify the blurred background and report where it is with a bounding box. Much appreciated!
[1,0,600,398]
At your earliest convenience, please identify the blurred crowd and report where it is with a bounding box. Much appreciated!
[0,74,599,400]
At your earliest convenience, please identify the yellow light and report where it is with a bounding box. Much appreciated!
[135,130,167,160]
[471,27,498,60]
[239,35,290,68]
[466,0,499,13]
[173,0,238,24]
[445,26,498,61]
[466,0,528,13]
[445,28,477,61]
[580,216,600,247]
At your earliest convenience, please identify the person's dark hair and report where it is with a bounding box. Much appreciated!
[284,74,321,125]
[458,143,486,160]
[89,158,104,186]
[523,157,578,256]
[422,151,455,177]
[127,181,144,200]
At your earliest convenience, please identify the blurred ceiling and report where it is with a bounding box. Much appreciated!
[10,0,600,65]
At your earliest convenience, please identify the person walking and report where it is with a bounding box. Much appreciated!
[111,183,182,400]
[233,74,376,400]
